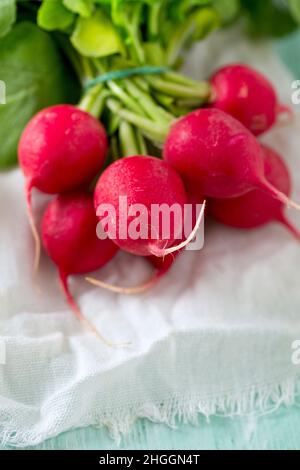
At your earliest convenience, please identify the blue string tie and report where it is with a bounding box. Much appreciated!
[83,66,171,90]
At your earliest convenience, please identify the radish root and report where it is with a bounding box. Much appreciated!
[59,271,130,348]
[86,267,166,295]
[25,182,41,272]
[149,200,206,257]
[259,180,300,212]
[277,214,300,241]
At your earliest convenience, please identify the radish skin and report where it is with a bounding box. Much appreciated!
[164,108,300,211]
[94,156,191,257]
[41,192,119,344]
[210,64,291,136]
[19,104,108,269]
[209,145,300,240]
[86,175,206,295]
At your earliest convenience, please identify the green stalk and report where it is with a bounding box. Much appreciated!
[166,16,196,66]
[176,97,208,108]
[135,129,148,155]
[81,56,94,80]
[107,113,121,136]
[119,121,140,157]
[89,89,111,119]
[107,81,145,116]
[147,76,211,99]
[123,79,174,124]
[78,84,103,116]
[110,136,121,162]
[170,105,193,117]
[122,4,145,64]
[165,71,211,90]
[153,91,175,110]
[147,2,164,40]
[92,58,106,74]
[132,76,150,92]
[106,99,170,143]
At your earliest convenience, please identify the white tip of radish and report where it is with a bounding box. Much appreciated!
[150,200,206,257]
[59,272,130,348]
[259,180,300,212]
[286,199,300,212]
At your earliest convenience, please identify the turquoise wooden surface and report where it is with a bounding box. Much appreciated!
[3,31,300,451]
[3,406,300,450]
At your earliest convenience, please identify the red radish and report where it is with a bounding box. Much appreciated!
[164,108,300,210]
[93,156,205,258]
[210,64,291,136]
[41,191,118,343]
[19,104,108,269]
[209,145,300,240]
[86,180,204,295]
[185,182,205,206]
[147,253,177,272]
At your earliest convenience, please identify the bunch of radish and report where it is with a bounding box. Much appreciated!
[18,104,195,342]
[165,64,299,232]
[18,64,299,344]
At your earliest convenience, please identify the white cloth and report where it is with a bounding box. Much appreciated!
[1,29,300,447]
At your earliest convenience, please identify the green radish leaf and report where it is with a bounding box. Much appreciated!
[289,0,300,23]
[193,7,220,39]
[37,0,75,31]
[0,22,79,169]
[213,0,240,24]
[63,0,94,18]
[0,0,16,38]
[171,0,212,21]
[241,0,298,37]
[71,8,124,57]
